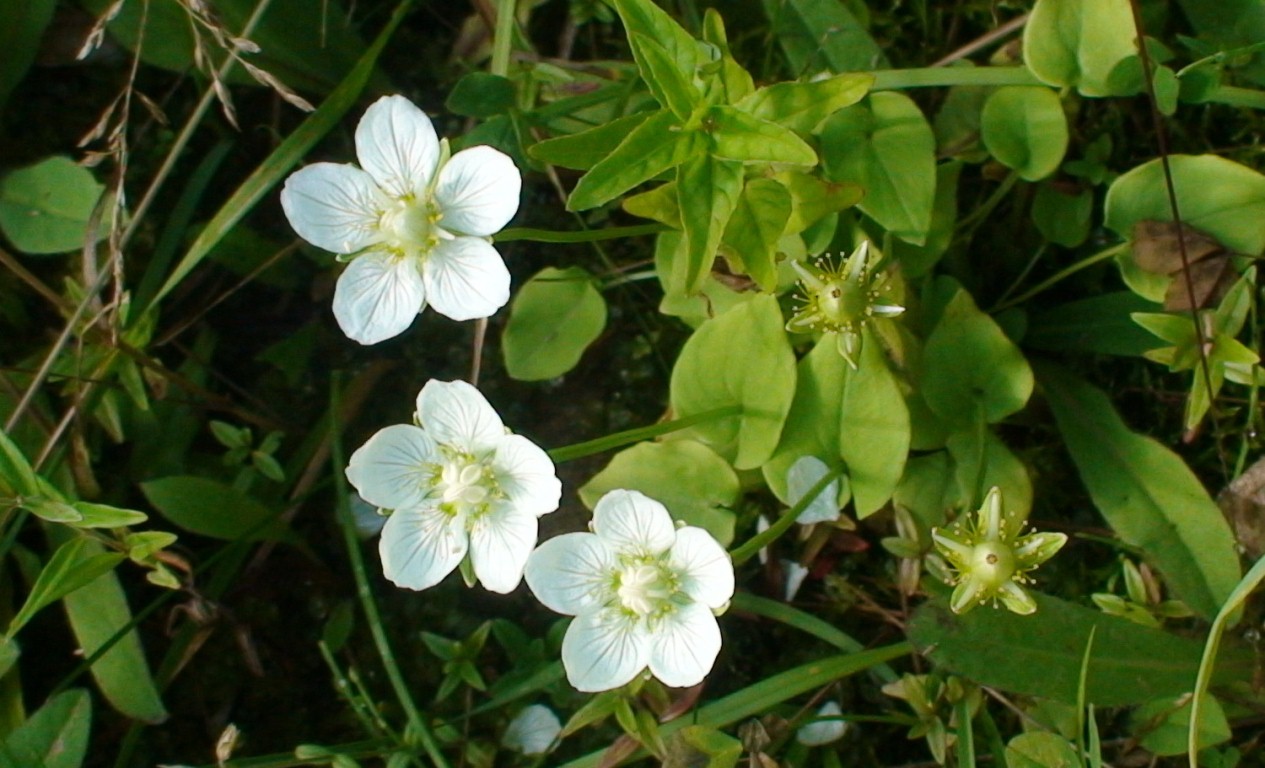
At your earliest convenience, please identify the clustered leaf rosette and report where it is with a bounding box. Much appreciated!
[346,379,561,594]
[931,486,1067,615]
[524,490,735,693]
[281,94,522,345]
[785,241,905,368]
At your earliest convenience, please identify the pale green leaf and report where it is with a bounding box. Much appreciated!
[840,329,910,517]
[1006,732,1081,768]
[1133,694,1230,756]
[980,86,1069,181]
[568,110,700,211]
[530,112,653,171]
[0,157,106,255]
[629,33,698,120]
[1023,0,1138,96]
[735,73,874,133]
[720,178,792,291]
[706,106,816,165]
[677,154,744,295]
[503,267,607,381]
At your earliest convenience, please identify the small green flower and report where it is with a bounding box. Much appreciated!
[786,241,904,368]
[931,487,1066,615]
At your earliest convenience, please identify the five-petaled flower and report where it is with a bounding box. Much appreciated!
[524,490,735,692]
[281,94,521,345]
[346,379,561,593]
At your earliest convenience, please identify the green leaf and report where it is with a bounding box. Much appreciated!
[8,538,125,637]
[735,73,873,133]
[629,33,698,120]
[0,637,17,680]
[146,0,410,311]
[677,153,744,295]
[1037,362,1241,620]
[922,281,1034,428]
[1005,732,1080,768]
[612,0,700,81]
[579,441,739,546]
[0,427,40,497]
[909,594,1244,707]
[568,110,700,211]
[1133,694,1230,756]
[1022,0,1138,96]
[663,726,743,768]
[757,0,887,74]
[1032,182,1092,247]
[503,267,607,381]
[671,294,797,469]
[0,157,107,255]
[776,172,864,234]
[446,73,516,118]
[762,337,849,505]
[946,428,1033,519]
[0,689,91,768]
[1026,292,1163,356]
[706,106,816,165]
[1105,155,1265,259]
[70,502,149,529]
[892,161,961,279]
[820,93,936,245]
[21,497,82,524]
[980,86,1069,181]
[530,112,653,171]
[720,178,791,291]
[140,476,282,540]
[0,0,54,112]
[840,329,910,517]
[50,531,167,723]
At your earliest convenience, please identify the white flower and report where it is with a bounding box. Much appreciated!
[281,95,521,345]
[345,380,561,593]
[781,559,809,602]
[502,704,562,755]
[787,456,841,525]
[524,490,735,693]
[797,701,848,746]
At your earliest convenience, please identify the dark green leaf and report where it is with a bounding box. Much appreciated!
[9,538,125,637]
[758,0,887,74]
[446,73,516,118]
[1026,292,1164,357]
[141,476,282,540]
[0,0,54,112]
[0,689,91,768]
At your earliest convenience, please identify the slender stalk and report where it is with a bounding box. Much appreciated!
[989,243,1127,313]
[330,378,452,768]
[729,468,842,566]
[491,0,516,78]
[547,405,741,463]
[495,223,666,244]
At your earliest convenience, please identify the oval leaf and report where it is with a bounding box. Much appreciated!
[503,267,607,381]
[1023,0,1137,97]
[0,157,106,255]
[141,475,282,540]
[980,86,1069,181]
[840,329,910,517]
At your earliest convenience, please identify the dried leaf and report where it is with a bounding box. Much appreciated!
[1131,220,1223,274]
[1163,255,1235,311]
[1218,455,1265,559]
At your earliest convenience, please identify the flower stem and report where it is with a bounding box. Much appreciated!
[547,405,741,463]
[989,242,1128,313]
[496,223,667,244]
[330,377,452,768]
[490,0,516,78]
[729,468,843,566]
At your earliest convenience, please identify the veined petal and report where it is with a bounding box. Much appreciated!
[787,455,841,525]
[667,527,734,609]
[647,602,722,689]
[494,434,561,518]
[379,507,468,591]
[332,251,426,345]
[355,95,440,199]
[434,145,522,236]
[416,380,506,452]
[469,502,537,594]
[346,424,439,510]
[281,163,387,254]
[525,532,615,615]
[423,238,511,321]
[592,490,676,557]
[561,607,650,692]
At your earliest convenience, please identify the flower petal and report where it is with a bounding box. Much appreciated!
[281,162,387,254]
[416,380,505,452]
[423,237,511,321]
[494,434,561,518]
[561,607,650,692]
[346,424,439,510]
[667,526,734,609]
[379,507,467,591]
[502,705,561,756]
[469,502,537,594]
[434,145,521,236]
[797,702,847,746]
[787,455,841,525]
[647,602,722,689]
[354,95,440,199]
[524,532,615,615]
[332,251,426,345]
[592,490,676,557]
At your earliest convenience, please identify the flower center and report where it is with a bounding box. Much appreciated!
[968,541,1017,590]
[816,277,868,328]
[380,197,443,253]
[616,563,672,616]
[431,453,498,516]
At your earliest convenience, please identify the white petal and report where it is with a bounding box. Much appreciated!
[423,237,511,321]
[592,490,676,557]
[561,608,650,692]
[648,602,722,689]
[378,507,468,590]
[469,502,537,594]
[781,559,809,602]
[345,424,438,509]
[332,251,426,345]
[668,527,735,609]
[502,705,561,756]
[355,95,440,199]
[788,455,841,525]
[494,434,561,518]
[434,145,521,236]
[416,380,505,452]
[281,163,387,254]
[524,532,616,615]
[797,701,847,746]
